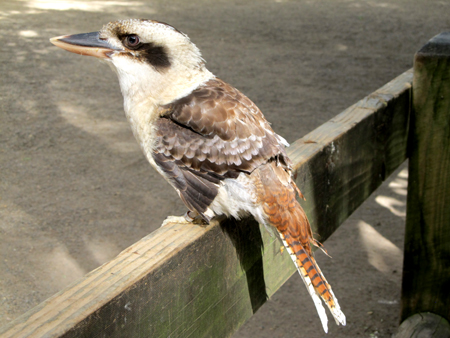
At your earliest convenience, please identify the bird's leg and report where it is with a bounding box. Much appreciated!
[160,211,194,227]
[161,210,206,227]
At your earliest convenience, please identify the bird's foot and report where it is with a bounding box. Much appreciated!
[161,215,190,227]
[161,211,206,227]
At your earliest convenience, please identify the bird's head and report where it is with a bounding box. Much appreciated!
[50,19,214,108]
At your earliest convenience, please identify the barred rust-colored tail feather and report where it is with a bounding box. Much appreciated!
[257,163,345,333]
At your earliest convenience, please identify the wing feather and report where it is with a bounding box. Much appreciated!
[153,78,291,220]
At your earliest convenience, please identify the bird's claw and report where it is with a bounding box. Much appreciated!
[161,216,188,227]
[161,211,206,227]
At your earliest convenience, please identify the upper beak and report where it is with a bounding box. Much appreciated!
[50,32,121,59]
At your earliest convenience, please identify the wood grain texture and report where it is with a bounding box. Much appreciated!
[401,32,450,322]
[0,70,412,338]
[395,313,450,338]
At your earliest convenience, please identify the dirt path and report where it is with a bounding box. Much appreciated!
[1,1,449,337]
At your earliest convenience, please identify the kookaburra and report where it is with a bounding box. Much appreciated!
[50,19,345,332]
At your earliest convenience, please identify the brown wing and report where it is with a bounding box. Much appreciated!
[152,78,291,221]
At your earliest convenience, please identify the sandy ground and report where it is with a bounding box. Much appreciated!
[1,1,449,337]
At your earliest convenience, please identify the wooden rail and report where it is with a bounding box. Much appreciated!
[0,69,412,338]
[3,32,450,337]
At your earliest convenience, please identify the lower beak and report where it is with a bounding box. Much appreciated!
[50,32,120,59]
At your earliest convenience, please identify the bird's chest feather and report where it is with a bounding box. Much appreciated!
[123,100,163,173]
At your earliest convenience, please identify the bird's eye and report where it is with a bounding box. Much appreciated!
[124,35,140,48]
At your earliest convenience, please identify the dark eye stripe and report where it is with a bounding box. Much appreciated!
[118,33,171,70]
[138,42,171,69]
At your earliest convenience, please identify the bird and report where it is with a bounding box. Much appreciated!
[50,19,345,333]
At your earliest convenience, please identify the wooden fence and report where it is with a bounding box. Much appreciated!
[1,33,450,338]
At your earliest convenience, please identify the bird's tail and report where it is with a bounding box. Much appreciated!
[257,163,346,333]
[277,227,346,333]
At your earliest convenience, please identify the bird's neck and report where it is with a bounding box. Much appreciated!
[116,62,214,109]
[117,64,214,158]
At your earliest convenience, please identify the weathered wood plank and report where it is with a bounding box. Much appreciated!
[290,69,412,239]
[395,313,450,338]
[401,32,450,322]
[0,70,412,338]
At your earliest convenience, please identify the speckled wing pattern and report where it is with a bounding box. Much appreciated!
[152,78,290,220]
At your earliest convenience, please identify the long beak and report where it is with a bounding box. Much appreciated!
[50,32,121,59]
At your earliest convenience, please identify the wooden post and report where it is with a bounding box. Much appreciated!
[401,32,450,323]
[395,313,450,338]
